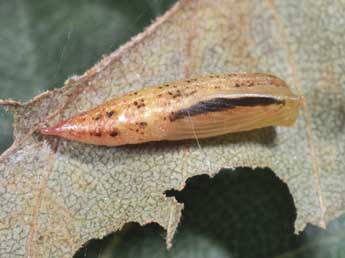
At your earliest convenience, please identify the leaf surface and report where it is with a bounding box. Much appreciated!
[1,0,345,257]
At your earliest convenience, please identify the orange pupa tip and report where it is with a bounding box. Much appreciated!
[39,126,56,135]
[38,120,67,137]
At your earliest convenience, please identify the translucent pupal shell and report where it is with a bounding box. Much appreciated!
[39,73,302,146]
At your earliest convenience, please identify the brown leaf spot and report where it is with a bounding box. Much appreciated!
[139,122,148,128]
[110,131,118,137]
[173,90,182,98]
[94,114,102,120]
[106,110,114,118]
[185,90,197,96]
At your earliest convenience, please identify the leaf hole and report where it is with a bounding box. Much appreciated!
[165,167,297,257]
[73,222,166,258]
[0,109,14,155]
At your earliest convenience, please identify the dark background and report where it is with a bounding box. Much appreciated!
[1,1,344,257]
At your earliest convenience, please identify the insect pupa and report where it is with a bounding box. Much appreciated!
[39,73,302,146]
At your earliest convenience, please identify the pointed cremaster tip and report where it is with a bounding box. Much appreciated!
[38,121,66,137]
[38,126,56,136]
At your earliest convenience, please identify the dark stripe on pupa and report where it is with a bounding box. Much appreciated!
[169,97,285,121]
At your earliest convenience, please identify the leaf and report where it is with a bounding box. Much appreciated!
[277,215,345,258]
[1,0,345,257]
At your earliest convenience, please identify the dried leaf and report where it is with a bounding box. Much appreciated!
[1,0,345,257]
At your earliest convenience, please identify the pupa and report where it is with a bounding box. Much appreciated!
[39,73,302,146]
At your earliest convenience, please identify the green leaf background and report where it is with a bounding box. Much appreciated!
[1,1,345,258]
